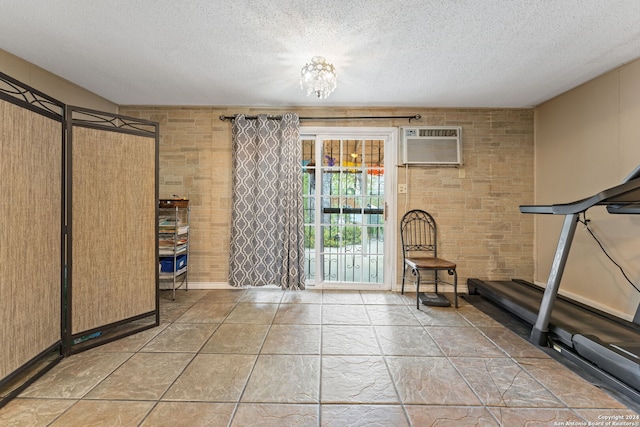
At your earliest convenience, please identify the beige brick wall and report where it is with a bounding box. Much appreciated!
[398,109,535,290]
[119,106,534,289]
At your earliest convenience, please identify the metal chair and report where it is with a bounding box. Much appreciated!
[400,209,458,309]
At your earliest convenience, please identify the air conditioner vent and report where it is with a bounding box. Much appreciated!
[418,128,459,138]
[400,126,462,165]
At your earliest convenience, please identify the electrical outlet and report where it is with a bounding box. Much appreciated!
[398,184,407,193]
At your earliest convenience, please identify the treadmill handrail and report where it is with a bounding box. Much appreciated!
[519,205,554,214]
[519,176,640,215]
[607,203,640,214]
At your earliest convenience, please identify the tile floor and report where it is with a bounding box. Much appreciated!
[1,288,638,426]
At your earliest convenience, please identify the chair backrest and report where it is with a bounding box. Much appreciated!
[400,209,438,259]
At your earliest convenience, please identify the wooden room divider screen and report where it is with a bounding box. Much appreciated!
[0,72,65,407]
[66,107,159,353]
[0,72,159,409]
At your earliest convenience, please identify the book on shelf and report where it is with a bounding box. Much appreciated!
[159,245,187,256]
[158,224,189,235]
[159,237,187,246]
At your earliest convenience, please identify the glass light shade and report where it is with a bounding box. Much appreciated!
[300,56,337,99]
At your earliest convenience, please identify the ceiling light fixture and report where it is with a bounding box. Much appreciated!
[300,56,337,99]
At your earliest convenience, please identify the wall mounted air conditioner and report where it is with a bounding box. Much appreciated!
[400,126,462,165]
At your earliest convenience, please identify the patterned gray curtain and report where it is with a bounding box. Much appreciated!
[229,113,305,290]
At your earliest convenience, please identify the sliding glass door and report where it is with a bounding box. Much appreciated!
[301,128,397,289]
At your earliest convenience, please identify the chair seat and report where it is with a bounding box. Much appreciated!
[405,256,456,270]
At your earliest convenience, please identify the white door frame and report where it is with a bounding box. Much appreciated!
[300,126,398,290]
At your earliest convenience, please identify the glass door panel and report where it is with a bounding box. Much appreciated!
[303,137,385,286]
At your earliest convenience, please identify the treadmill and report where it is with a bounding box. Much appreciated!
[468,165,640,402]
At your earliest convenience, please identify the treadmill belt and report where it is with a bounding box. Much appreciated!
[468,279,640,347]
[468,278,640,397]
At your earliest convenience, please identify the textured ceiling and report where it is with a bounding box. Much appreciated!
[2,1,640,108]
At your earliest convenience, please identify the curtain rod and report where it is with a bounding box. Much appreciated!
[219,114,421,122]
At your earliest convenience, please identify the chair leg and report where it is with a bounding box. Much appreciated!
[433,271,438,294]
[401,265,406,294]
[453,269,458,308]
[414,269,421,310]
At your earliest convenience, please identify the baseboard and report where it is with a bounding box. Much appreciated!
[180,282,472,294]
